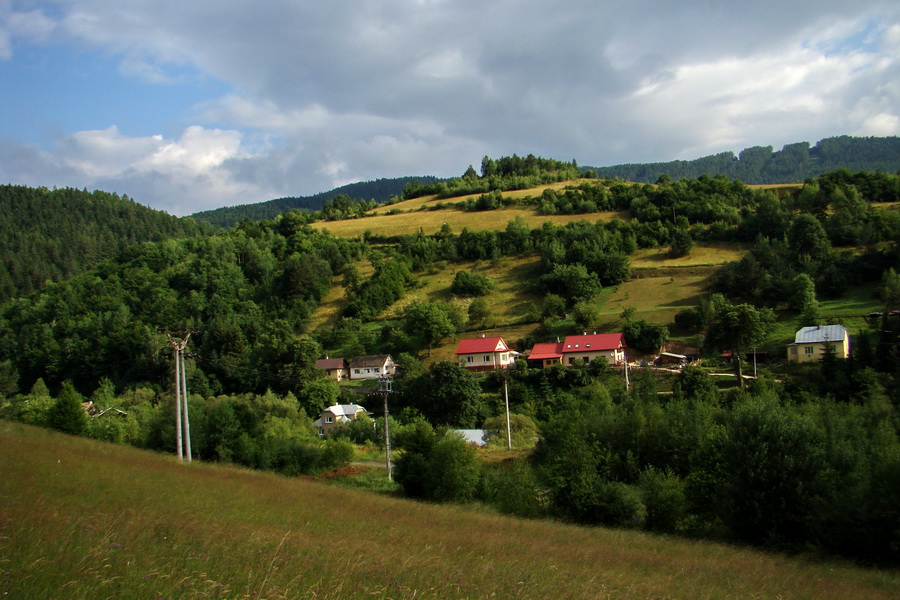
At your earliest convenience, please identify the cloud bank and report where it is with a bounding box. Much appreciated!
[1,0,898,215]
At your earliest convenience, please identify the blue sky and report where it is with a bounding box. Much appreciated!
[1,0,898,216]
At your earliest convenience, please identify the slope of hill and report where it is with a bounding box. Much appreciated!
[190,136,899,227]
[0,185,213,303]
[190,176,438,228]
[2,420,896,600]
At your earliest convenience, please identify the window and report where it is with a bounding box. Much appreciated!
[466,356,474,363]
[354,369,361,374]
[483,355,491,362]
[790,347,798,355]
[804,346,814,355]
[569,357,576,365]
[325,416,333,424]
[501,354,508,362]
[374,367,380,373]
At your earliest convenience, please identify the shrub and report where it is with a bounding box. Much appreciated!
[450,270,493,296]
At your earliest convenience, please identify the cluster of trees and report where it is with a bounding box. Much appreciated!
[377,357,900,565]
[0,380,354,476]
[402,155,581,200]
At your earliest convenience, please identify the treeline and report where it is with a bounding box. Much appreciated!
[0,380,356,477]
[189,177,436,228]
[0,185,213,303]
[590,136,900,184]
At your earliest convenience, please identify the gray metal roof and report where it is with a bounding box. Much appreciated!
[793,325,847,344]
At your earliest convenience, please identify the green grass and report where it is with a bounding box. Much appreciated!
[2,421,898,600]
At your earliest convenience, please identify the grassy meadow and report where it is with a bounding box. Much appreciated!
[2,421,899,600]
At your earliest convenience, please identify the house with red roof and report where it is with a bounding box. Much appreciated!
[455,336,516,372]
[527,342,564,368]
[527,333,627,368]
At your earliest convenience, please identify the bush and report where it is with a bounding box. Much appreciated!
[450,270,493,296]
[640,468,687,533]
[480,458,545,518]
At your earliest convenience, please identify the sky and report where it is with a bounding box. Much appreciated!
[1,1,899,216]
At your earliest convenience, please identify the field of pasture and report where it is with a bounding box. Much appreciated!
[2,421,898,600]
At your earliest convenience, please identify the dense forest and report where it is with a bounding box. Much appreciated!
[590,136,900,184]
[2,150,900,565]
[0,185,213,303]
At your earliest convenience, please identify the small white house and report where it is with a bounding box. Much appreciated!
[348,354,395,380]
[314,404,372,436]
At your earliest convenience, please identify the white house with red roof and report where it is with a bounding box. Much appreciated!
[527,333,627,367]
[455,336,516,372]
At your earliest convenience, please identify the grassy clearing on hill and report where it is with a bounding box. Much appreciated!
[313,206,626,239]
[1,421,897,600]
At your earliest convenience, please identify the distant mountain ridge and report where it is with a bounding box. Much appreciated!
[190,176,436,228]
[587,135,900,184]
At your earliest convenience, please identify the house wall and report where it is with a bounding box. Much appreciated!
[349,360,394,380]
[562,348,624,366]
[788,338,849,364]
[458,351,513,371]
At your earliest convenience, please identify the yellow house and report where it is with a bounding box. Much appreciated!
[787,325,850,364]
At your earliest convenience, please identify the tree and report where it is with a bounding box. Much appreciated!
[788,273,821,325]
[880,268,900,312]
[668,228,693,258]
[404,302,461,349]
[787,213,831,262]
[705,302,774,386]
[47,381,88,436]
[450,270,493,296]
[399,361,484,427]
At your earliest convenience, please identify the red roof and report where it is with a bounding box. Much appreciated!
[528,342,564,360]
[561,333,625,353]
[455,336,508,354]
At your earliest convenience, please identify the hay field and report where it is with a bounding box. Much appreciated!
[312,207,626,238]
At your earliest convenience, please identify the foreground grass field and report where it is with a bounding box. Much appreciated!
[1,421,898,599]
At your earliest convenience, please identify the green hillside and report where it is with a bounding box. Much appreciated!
[2,421,896,600]
[187,136,900,228]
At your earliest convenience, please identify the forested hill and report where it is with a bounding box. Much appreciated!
[190,176,437,228]
[0,185,212,303]
[589,135,900,183]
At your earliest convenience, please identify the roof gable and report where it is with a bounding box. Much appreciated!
[455,336,509,354]
[561,333,625,353]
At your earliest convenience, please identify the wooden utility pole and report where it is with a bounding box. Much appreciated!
[162,329,196,462]
[378,375,393,481]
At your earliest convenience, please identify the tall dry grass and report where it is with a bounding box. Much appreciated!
[2,421,897,599]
